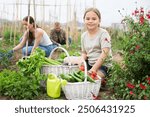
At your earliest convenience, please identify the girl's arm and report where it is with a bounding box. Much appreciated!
[31,29,43,53]
[81,52,87,61]
[13,31,28,51]
[77,52,87,64]
[90,47,110,72]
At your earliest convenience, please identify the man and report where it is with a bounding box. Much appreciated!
[50,22,66,45]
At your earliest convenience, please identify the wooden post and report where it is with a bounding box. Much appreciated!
[42,0,45,29]
[10,4,15,42]
[59,0,61,21]
[25,0,31,57]
[33,0,36,25]
[66,0,70,48]
[93,0,96,7]
[54,0,57,22]
[14,0,19,46]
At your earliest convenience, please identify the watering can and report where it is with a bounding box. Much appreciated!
[47,73,67,98]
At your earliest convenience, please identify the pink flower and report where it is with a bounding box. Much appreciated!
[129,91,134,95]
[132,12,135,16]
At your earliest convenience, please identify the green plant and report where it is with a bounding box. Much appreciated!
[0,69,46,99]
[0,50,12,69]
[108,7,150,99]
[3,28,21,45]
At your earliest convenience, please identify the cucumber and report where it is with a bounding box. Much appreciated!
[69,73,83,82]
[78,71,95,83]
[73,72,84,81]
[66,74,75,82]
[87,75,95,83]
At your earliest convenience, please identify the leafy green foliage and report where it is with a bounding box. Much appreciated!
[108,7,150,99]
[0,50,12,69]
[0,48,58,99]
[17,48,61,77]
[3,28,21,44]
[0,69,46,99]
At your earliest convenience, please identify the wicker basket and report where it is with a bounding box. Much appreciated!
[41,47,79,76]
[61,61,101,100]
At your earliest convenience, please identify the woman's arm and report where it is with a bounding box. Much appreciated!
[90,47,110,72]
[13,31,28,51]
[31,29,43,53]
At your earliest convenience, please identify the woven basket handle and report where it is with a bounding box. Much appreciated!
[49,47,71,65]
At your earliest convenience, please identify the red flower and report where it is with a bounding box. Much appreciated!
[146,77,150,85]
[127,83,135,89]
[134,9,139,15]
[146,14,150,19]
[146,77,150,81]
[135,45,140,50]
[140,83,146,90]
[140,7,144,14]
[139,15,144,25]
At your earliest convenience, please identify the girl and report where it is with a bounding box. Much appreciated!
[81,8,112,78]
[12,16,57,57]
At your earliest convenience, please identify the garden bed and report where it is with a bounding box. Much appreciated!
[0,50,121,100]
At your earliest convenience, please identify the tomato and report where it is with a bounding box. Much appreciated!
[88,71,99,80]
[79,65,85,71]
[91,71,97,77]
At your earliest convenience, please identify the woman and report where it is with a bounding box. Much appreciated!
[12,16,57,57]
[80,8,112,79]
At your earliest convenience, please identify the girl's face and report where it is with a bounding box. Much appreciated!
[84,11,100,31]
[22,20,33,30]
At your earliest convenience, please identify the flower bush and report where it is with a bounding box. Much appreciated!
[108,7,150,99]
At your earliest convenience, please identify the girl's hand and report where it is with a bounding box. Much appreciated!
[88,70,99,80]
[89,68,97,74]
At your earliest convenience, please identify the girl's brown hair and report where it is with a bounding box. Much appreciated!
[83,7,101,20]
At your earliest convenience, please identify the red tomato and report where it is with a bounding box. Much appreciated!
[79,65,85,71]
[89,72,99,80]
[91,71,97,77]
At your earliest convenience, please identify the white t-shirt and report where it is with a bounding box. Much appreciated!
[81,28,112,67]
